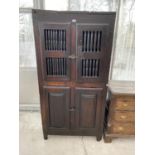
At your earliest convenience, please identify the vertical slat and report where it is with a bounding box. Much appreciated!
[48,58,50,75]
[90,31,93,52]
[57,30,59,50]
[54,30,56,50]
[46,30,49,50]
[60,30,62,51]
[58,30,61,50]
[58,58,60,75]
[89,59,93,76]
[87,59,90,76]
[60,58,62,75]
[46,58,48,75]
[94,31,97,52]
[63,58,65,75]
[85,31,88,52]
[55,30,57,50]
[61,58,64,75]
[81,60,83,76]
[62,30,64,51]
[83,31,86,52]
[54,58,56,75]
[94,60,96,76]
[99,31,102,51]
[49,30,51,50]
[92,31,95,52]
[83,60,85,76]
[57,58,59,75]
[97,31,100,52]
[48,30,50,50]
[53,58,55,75]
[87,31,90,52]
[50,30,53,50]
[97,60,100,76]
[52,30,54,50]
[44,30,46,50]
[89,59,92,76]
[92,59,95,76]
[89,31,91,52]
[64,30,66,50]
[86,59,88,76]
[64,58,66,75]
[59,58,62,75]
[82,31,84,52]
[65,59,67,75]
[95,60,99,76]
[51,58,53,75]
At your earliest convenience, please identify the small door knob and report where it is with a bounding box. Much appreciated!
[120,115,126,119]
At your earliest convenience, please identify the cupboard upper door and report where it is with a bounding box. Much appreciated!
[74,88,103,129]
[39,23,71,81]
[76,24,109,82]
[45,87,70,129]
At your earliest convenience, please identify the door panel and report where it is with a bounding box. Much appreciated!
[76,24,109,82]
[45,87,70,128]
[75,88,103,129]
[39,23,71,81]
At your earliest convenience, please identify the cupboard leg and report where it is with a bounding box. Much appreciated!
[43,130,48,140]
[104,135,112,143]
[43,134,48,140]
[96,133,102,141]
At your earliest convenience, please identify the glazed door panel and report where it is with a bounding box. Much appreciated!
[45,87,70,128]
[74,88,103,129]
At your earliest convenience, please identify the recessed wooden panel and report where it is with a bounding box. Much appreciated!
[75,88,103,129]
[79,94,97,128]
[46,87,70,128]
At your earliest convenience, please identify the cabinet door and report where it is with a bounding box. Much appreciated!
[45,87,70,129]
[74,88,103,129]
[39,23,71,81]
[76,24,109,82]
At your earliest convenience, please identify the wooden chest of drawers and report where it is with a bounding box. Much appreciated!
[104,82,135,143]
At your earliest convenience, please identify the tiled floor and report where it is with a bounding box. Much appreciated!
[19,111,135,155]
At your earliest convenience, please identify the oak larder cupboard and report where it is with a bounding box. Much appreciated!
[32,9,116,141]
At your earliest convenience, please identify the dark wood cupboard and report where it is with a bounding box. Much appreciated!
[32,9,116,141]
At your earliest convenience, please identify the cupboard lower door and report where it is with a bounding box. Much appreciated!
[44,87,70,129]
[74,88,103,133]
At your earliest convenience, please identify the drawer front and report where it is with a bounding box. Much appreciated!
[108,122,135,135]
[111,111,135,122]
[112,96,135,111]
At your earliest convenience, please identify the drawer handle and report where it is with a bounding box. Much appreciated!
[120,115,127,119]
[123,103,128,107]
[118,126,124,131]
